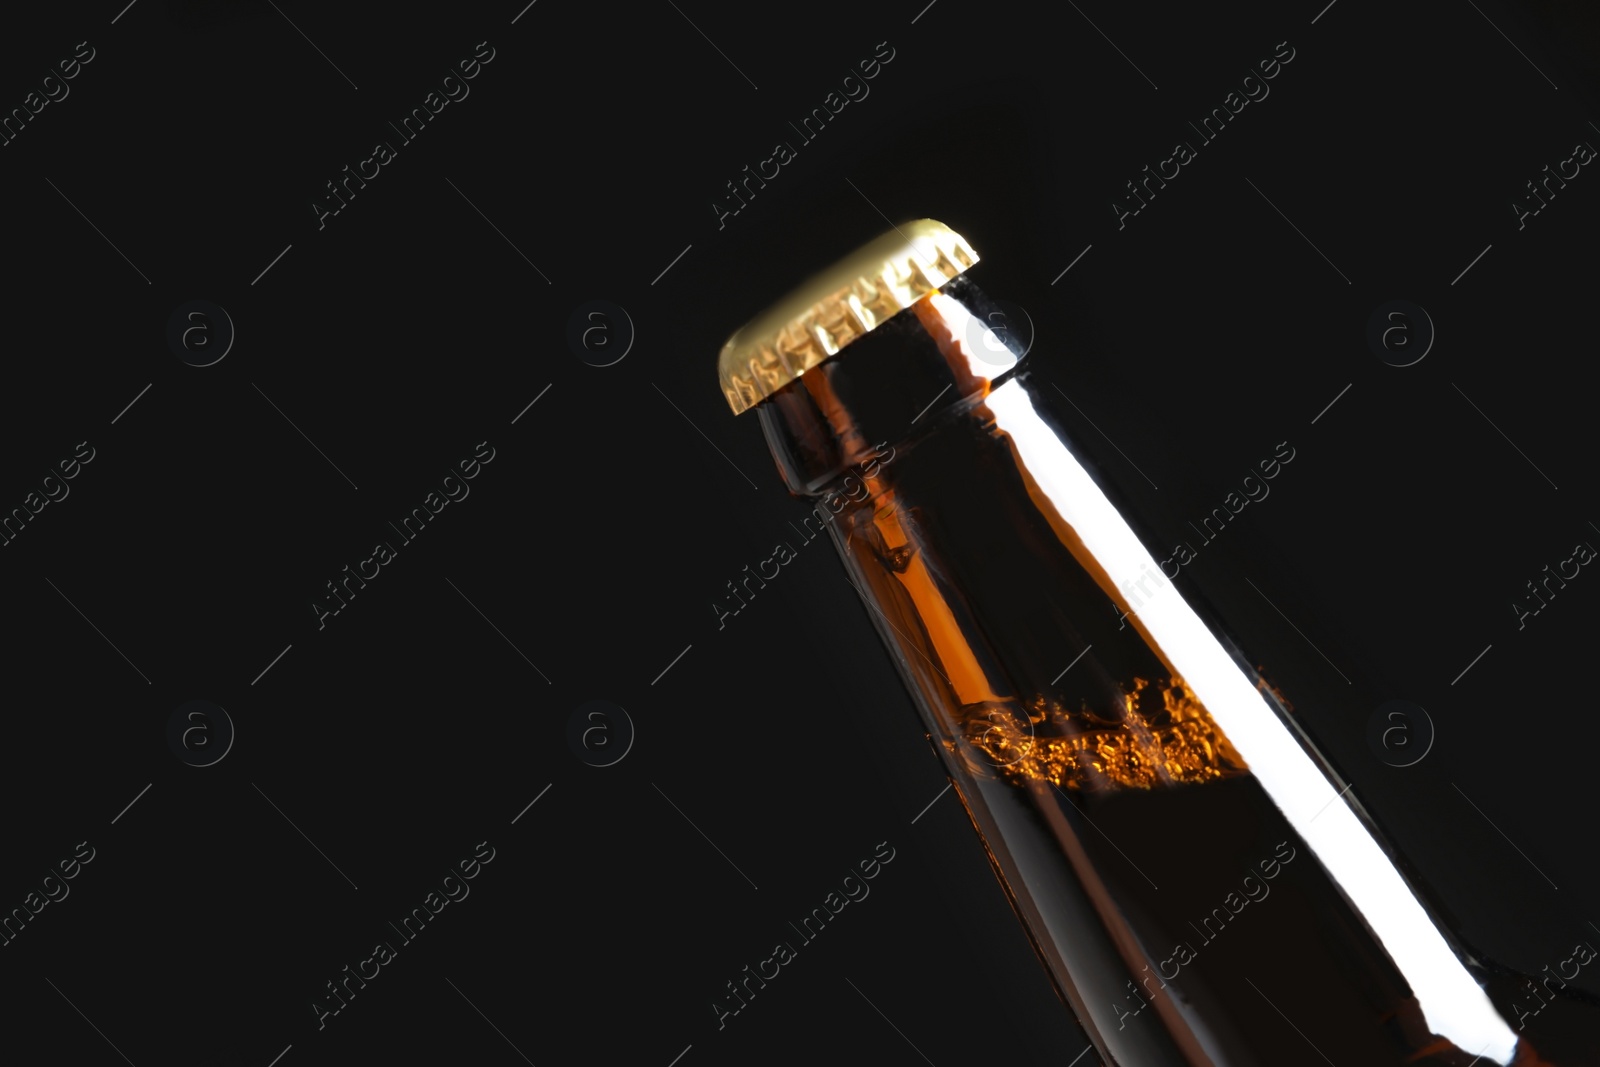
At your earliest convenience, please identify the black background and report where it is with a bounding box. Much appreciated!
[2,1,1598,1064]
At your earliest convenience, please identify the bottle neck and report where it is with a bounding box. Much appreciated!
[754,273,1023,497]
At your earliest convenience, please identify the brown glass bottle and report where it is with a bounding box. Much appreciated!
[717,221,1600,1066]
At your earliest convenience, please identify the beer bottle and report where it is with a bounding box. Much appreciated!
[716,219,1599,1065]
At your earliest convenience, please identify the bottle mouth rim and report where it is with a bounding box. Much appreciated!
[716,218,980,416]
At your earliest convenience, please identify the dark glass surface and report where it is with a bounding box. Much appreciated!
[755,275,1600,1066]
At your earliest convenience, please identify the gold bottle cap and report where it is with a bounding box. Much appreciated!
[717,218,980,415]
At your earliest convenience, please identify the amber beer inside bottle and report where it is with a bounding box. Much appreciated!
[718,221,1598,1066]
